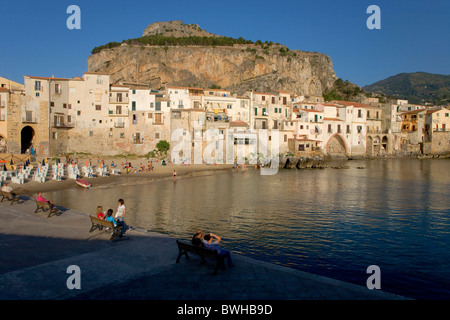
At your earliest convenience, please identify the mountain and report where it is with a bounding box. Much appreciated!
[363,72,450,105]
[87,20,337,96]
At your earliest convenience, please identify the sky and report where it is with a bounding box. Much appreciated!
[0,0,449,87]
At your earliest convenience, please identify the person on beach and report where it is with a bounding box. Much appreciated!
[96,206,106,219]
[1,183,16,197]
[114,199,133,233]
[192,230,204,247]
[106,208,129,236]
[203,233,233,267]
[115,199,126,221]
[36,192,55,209]
[173,170,177,181]
[148,161,153,172]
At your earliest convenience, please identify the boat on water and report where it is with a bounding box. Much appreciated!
[76,179,91,188]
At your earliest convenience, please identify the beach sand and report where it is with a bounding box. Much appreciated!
[8,156,234,196]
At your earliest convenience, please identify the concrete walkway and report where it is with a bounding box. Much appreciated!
[0,198,408,300]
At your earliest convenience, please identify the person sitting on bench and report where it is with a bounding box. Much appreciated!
[192,229,204,247]
[105,209,127,236]
[202,233,234,267]
[36,192,54,208]
[2,183,16,198]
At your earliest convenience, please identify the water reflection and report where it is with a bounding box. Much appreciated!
[46,159,450,299]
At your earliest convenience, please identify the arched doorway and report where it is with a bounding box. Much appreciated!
[373,136,381,155]
[21,126,35,154]
[326,134,347,158]
[382,136,388,153]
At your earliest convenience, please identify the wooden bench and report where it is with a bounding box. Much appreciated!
[35,200,59,218]
[1,191,21,205]
[88,215,123,241]
[175,240,226,275]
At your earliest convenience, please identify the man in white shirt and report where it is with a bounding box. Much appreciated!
[202,233,233,267]
[1,183,13,194]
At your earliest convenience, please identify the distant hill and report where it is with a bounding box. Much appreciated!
[363,72,450,105]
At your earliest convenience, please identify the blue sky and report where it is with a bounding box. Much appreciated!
[1,0,449,87]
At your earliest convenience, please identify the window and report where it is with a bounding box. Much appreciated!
[55,83,61,94]
[227,105,232,109]
[117,93,122,102]
[262,96,265,101]
[328,124,332,133]
[155,132,160,139]
[445,113,449,117]
[357,126,362,133]
[283,97,287,105]
[148,113,153,119]
[89,131,93,137]
[346,125,350,133]
[271,97,275,104]
[298,144,305,151]
[95,105,101,111]
[120,133,125,138]
[284,135,287,142]
[150,102,154,108]
[52,132,57,139]
[34,81,41,91]
[35,93,40,97]
[155,102,161,111]
[50,102,54,107]
[132,90,136,94]
[77,111,81,116]
[337,125,341,133]
[154,113,162,124]
[132,101,136,111]
[358,109,362,118]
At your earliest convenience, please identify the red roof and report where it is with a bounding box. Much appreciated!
[323,117,343,122]
[229,121,249,127]
[0,87,9,92]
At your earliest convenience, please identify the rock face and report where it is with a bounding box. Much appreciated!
[87,21,337,96]
[142,20,219,38]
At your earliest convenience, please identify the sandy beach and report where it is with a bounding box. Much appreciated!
[6,156,234,196]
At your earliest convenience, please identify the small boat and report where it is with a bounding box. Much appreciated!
[76,178,91,188]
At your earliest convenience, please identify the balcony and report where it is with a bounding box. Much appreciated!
[53,122,74,128]
[114,122,125,128]
[0,101,5,108]
[133,138,143,144]
[109,97,129,104]
[108,109,129,116]
[22,116,37,123]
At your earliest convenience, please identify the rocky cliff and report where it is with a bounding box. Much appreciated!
[87,21,337,96]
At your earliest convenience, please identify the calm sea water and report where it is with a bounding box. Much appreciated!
[47,158,450,299]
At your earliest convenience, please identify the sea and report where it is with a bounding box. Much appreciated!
[47,158,450,300]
